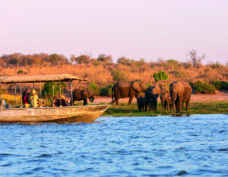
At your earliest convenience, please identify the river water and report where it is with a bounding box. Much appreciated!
[0,114,228,177]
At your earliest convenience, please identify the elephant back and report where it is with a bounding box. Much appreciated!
[118,82,131,88]
[73,89,82,100]
[171,81,191,91]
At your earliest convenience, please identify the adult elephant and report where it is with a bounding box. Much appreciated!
[170,81,192,114]
[145,85,161,111]
[111,81,146,105]
[72,89,94,106]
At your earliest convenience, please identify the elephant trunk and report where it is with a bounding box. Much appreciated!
[89,96,94,102]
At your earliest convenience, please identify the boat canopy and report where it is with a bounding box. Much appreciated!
[0,74,87,84]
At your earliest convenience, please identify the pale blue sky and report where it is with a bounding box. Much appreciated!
[0,0,228,64]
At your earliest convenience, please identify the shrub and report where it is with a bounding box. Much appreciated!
[89,83,100,96]
[42,82,66,98]
[192,81,216,94]
[111,68,128,81]
[100,84,113,96]
[18,69,24,74]
[153,70,169,82]
[211,81,228,90]
[100,88,109,96]
[0,89,6,94]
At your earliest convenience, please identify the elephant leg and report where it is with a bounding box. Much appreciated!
[167,100,169,111]
[128,96,133,105]
[138,104,141,112]
[172,99,176,115]
[116,98,119,105]
[151,101,153,111]
[111,98,116,105]
[175,99,178,113]
[178,97,183,113]
[83,98,88,106]
[155,100,157,111]
[149,102,152,111]
[186,100,190,111]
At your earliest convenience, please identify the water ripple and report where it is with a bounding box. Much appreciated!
[0,114,227,177]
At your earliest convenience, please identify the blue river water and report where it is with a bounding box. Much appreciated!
[0,114,228,177]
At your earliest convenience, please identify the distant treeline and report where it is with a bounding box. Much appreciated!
[0,53,69,66]
[0,53,227,69]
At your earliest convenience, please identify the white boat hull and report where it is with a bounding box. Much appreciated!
[0,105,110,123]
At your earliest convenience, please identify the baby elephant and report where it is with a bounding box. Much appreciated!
[160,91,170,111]
[137,96,146,112]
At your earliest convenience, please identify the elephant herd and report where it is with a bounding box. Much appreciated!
[71,80,192,114]
[111,80,192,114]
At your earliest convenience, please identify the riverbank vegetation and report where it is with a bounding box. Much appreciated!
[0,53,227,94]
[103,102,228,116]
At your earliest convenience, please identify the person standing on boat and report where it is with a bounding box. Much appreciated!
[26,89,31,105]
[30,89,38,107]
[22,90,28,105]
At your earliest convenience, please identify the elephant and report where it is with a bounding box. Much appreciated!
[111,81,146,105]
[160,91,170,111]
[145,85,161,111]
[170,81,192,114]
[72,89,94,106]
[137,96,146,112]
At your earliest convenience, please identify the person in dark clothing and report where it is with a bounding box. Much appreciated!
[54,96,68,107]
[26,89,31,104]
[22,90,28,105]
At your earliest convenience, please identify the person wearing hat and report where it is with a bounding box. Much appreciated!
[30,89,38,107]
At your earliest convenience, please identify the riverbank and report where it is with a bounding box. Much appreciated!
[103,102,228,116]
[94,91,228,104]
[94,92,228,116]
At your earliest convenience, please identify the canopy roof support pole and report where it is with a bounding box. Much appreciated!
[52,80,54,107]
[20,82,22,108]
[39,81,42,107]
[15,83,17,108]
[59,79,61,107]
[39,81,41,98]
[0,81,2,108]
[70,80,73,106]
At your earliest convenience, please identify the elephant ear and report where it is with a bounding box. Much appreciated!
[152,84,161,95]
[132,82,141,92]
[82,90,89,97]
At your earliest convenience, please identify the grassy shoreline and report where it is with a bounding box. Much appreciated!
[103,102,228,116]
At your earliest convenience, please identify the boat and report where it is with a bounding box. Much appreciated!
[0,74,110,123]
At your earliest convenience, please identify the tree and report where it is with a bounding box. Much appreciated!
[187,49,206,69]
[153,70,169,82]
[111,68,128,81]
[89,83,100,96]
[97,54,113,63]
[9,58,19,65]
[117,57,133,65]
[75,55,91,64]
